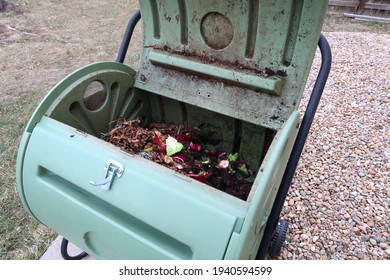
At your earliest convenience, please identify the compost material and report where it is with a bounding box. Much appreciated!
[102,118,255,200]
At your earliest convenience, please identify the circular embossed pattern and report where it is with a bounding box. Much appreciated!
[200,12,233,50]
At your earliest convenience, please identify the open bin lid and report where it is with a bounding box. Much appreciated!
[135,0,328,130]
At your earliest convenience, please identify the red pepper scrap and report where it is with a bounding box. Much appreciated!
[189,142,201,151]
[175,133,191,143]
[153,132,166,154]
[186,174,209,184]
[172,154,186,163]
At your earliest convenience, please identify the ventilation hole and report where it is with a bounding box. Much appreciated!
[127,99,143,119]
[83,80,107,111]
[111,82,119,95]
[69,101,78,113]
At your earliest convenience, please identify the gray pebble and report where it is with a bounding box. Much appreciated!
[352,215,362,224]
[374,236,386,243]
[356,252,364,259]
[361,235,370,242]
[358,169,365,177]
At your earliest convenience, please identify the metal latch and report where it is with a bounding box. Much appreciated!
[90,160,124,191]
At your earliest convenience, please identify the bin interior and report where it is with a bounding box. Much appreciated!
[49,78,275,195]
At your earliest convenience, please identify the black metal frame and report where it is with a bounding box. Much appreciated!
[60,10,331,260]
[256,34,332,259]
[116,10,141,63]
[61,238,89,260]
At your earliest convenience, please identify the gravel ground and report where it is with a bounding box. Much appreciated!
[279,32,389,260]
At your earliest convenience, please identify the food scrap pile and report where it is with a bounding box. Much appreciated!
[103,118,255,200]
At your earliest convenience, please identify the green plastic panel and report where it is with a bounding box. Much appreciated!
[22,62,139,135]
[231,111,300,259]
[136,0,328,130]
[21,117,248,259]
[148,51,285,95]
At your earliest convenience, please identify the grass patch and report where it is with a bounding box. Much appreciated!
[0,93,57,260]
[0,0,140,260]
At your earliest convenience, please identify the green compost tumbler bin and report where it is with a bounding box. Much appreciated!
[16,0,328,259]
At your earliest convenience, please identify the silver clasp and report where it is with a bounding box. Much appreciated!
[90,160,124,191]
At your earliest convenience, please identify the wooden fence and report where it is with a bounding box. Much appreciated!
[328,0,390,17]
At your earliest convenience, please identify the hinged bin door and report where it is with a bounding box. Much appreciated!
[136,0,328,130]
